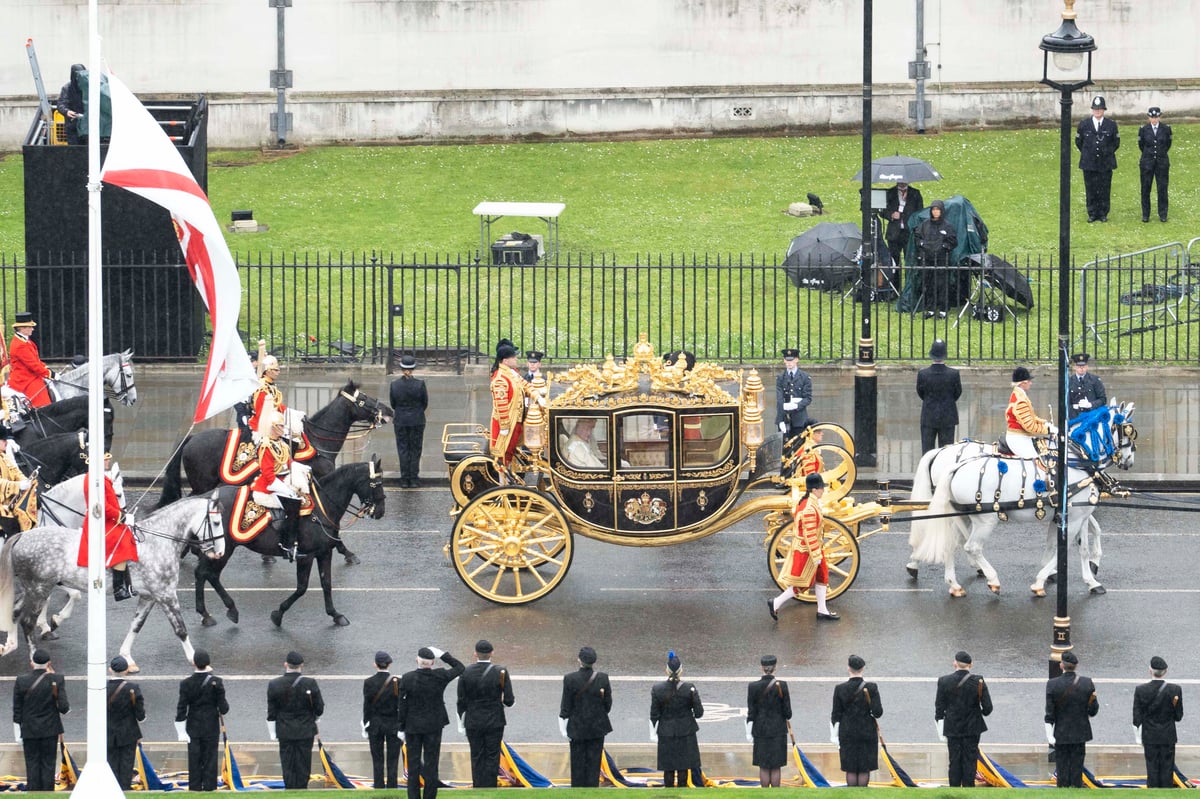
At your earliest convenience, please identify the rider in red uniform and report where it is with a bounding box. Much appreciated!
[77,454,138,601]
[251,410,301,561]
[7,312,55,408]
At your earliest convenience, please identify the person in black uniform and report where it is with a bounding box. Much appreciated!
[1138,107,1172,223]
[746,654,792,788]
[456,639,515,788]
[916,339,961,453]
[775,349,813,480]
[362,650,402,790]
[1045,650,1099,787]
[831,654,883,787]
[914,199,959,318]
[1133,655,1183,788]
[13,649,69,792]
[559,645,613,787]
[650,651,704,788]
[881,182,924,280]
[399,646,465,799]
[267,650,324,790]
[55,64,86,145]
[523,351,545,383]
[1076,95,1120,223]
[934,650,992,788]
[175,648,228,792]
[388,354,428,488]
[106,655,145,791]
[1068,353,1107,419]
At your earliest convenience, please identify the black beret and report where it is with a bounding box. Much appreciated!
[848,655,866,671]
[475,639,493,654]
[667,651,682,673]
[417,647,435,660]
[32,650,50,665]
[286,650,304,666]
[1061,651,1079,665]
[1151,656,1168,671]
[375,650,393,666]
[761,654,777,667]
[806,472,826,491]
[578,646,597,665]
[110,656,129,673]
[192,649,211,669]
[1012,366,1032,383]
[954,650,972,665]
[1071,353,1090,365]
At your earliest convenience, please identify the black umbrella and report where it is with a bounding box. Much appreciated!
[852,155,942,184]
[965,253,1035,309]
[782,222,861,289]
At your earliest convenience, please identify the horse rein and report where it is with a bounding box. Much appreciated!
[299,389,387,454]
[49,361,136,402]
[306,466,383,537]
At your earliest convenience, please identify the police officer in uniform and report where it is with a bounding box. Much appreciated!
[934,650,992,788]
[747,654,792,788]
[1045,650,1099,787]
[775,349,812,479]
[175,648,229,792]
[388,354,428,488]
[267,650,325,790]
[399,646,465,799]
[1133,655,1183,788]
[1068,353,1107,419]
[106,655,145,790]
[523,351,545,383]
[13,649,69,792]
[559,646,613,787]
[1076,96,1120,223]
[916,339,962,453]
[362,651,401,790]
[1138,106,1172,222]
[457,639,515,788]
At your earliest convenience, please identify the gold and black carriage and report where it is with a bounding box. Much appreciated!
[441,336,883,605]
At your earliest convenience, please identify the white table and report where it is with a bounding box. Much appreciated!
[473,201,565,264]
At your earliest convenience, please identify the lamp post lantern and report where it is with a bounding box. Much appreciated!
[1038,0,1095,680]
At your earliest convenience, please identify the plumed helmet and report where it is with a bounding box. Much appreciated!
[261,354,280,371]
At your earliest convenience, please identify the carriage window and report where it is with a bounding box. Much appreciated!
[620,413,671,468]
[681,414,734,468]
[558,417,609,470]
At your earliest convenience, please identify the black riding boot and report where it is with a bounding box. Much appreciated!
[113,568,136,602]
[278,496,301,562]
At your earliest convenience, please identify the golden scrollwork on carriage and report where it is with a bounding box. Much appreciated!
[441,334,883,605]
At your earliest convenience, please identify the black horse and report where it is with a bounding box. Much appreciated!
[198,456,385,628]
[16,428,113,487]
[12,396,114,450]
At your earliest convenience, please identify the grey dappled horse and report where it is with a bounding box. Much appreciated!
[46,349,138,406]
[0,495,225,671]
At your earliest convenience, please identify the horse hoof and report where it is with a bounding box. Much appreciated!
[988,583,1001,595]
[1089,585,1107,595]
[270,610,283,627]
[906,566,918,579]
[333,615,350,627]
[226,607,239,624]
[126,662,140,674]
[262,555,277,565]
[1030,585,1046,597]
[343,553,361,566]
[40,631,59,641]
[949,586,966,598]
[1089,562,1099,576]
[200,616,217,628]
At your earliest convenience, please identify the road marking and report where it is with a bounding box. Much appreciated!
[211,587,441,592]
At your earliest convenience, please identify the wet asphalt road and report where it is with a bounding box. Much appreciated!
[1,484,1195,750]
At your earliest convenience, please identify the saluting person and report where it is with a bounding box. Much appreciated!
[747,654,792,788]
[13,649,69,792]
[1045,651,1099,788]
[934,650,992,788]
[1068,353,1107,419]
[399,646,465,799]
[559,645,613,787]
[457,639,515,788]
[362,651,402,790]
[1138,106,1172,223]
[267,650,325,790]
[106,655,145,791]
[831,654,883,787]
[175,648,229,792]
[1133,655,1183,788]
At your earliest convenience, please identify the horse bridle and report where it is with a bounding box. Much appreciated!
[49,359,136,402]
[340,388,388,430]
[129,497,226,555]
[308,461,384,535]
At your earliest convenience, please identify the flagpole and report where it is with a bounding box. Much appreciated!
[73,0,121,795]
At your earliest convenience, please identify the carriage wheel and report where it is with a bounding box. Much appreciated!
[449,486,573,605]
[812,423,855,457]
[449,455,501,509]
[815,443,856,502]
[767,516,860,602]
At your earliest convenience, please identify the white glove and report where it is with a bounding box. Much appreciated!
[124,511,135,527]
[1078,398,1091,409]
[16,481,29,492]
[779,422,788,433]
[830,722,840,745]
[457,714,465,734]
[267,721,277,741]
[361,721,369,739]
[936,719,946,742]
[397,731,405,742]
[649,720,658,743]
[429,647,445,659]
[12,723,20,744]
[174,721,189,742]
[1045,723,1055,745]
[1047,423,1059,438]
[1134,725,1142,745]
[745,721,753,742]
[268,479,297,498]
[558,717,568,739]
[783,401,798,412]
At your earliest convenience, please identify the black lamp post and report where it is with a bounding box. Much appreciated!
[1038,0,1095,679]
[855,0,878,468]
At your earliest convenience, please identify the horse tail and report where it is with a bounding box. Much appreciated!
[911,448,940,501]
[0,536,18,650]
[908,473,959,566]
[158,435,191,508]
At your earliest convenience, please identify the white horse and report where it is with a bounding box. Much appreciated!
[907,403,1136,596]
[0,495,226,671]
[46,349,138,406]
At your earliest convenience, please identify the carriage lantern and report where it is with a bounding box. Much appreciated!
[522,374,548,454]
[741,369,765,469]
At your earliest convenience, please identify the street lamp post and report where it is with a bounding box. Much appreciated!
[855,0,878,468]
[1038,0,1095,680]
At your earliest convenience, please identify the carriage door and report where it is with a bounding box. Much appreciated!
[613,410,676,535]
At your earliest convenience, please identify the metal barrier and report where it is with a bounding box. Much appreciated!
[1077,242,1192,346]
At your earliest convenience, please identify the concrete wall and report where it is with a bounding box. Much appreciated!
[3,0,1198,148]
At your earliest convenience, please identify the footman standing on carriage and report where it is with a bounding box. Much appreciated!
[6,312,56,409]
[1006,367,1056,460]
[776,349,812,480]
[0,425,34,537]
[747,654,791,788]
[1045,651,1099,787]
[1068,354,1106,419]
[489,341,528,478]
[1133,655,1183,788]
[77,452,139,601]
[175,648,229,792]
[769,472,839,621]
[252,409,302,562]
[13,649,68,792]
[106,655,145,791]
[560,646,613,787]
[934,650,992,787]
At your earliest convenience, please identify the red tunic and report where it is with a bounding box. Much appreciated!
[77,477,138,568]
[7,334,51,408]
[787,495,828,589]
[248,378,287,433]
[251,437,291,493]
[489,364,526,464]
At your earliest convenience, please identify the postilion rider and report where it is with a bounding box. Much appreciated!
[252,408,303,562]
[76,453,138,601]
[7,312,58,409]
[1005,366,1057,460]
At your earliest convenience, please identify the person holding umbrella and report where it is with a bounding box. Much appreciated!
[914,200,958,318]
[881,181,924,280]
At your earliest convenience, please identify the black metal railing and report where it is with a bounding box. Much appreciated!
[6,249,1200,369]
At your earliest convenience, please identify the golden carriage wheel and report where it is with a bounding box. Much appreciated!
[815,443,856,502]
[812,422,854,457]
[449,455,501,509]
[449,486,574,605]
[766,516,860,602]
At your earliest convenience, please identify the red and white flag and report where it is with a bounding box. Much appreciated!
[99,71,257,422]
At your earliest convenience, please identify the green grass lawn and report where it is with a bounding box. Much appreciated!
[58,788,1194,798]
[1,126,1196,259]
